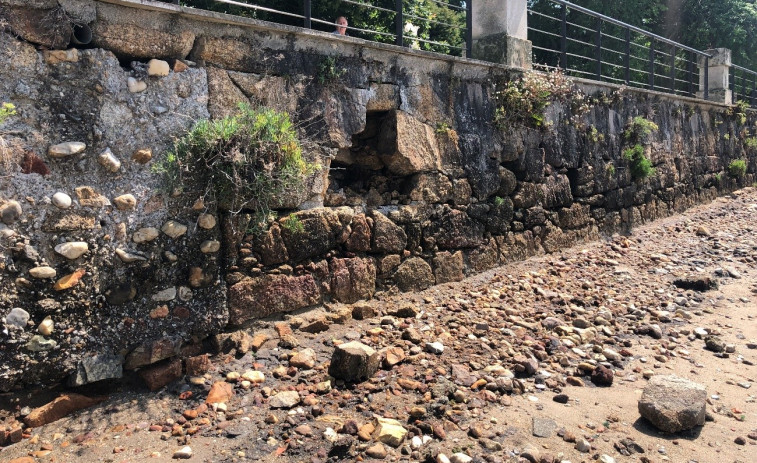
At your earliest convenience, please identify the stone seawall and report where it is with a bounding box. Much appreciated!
[0,0,753,390]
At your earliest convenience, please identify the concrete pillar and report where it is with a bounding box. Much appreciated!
[471,0,532,70]
[697,48,732,104]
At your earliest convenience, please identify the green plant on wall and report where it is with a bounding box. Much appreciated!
[726,100,748,125]
[606,163,616,176]
[317,56,345,85]
[493,68,580,129]
[622,116,658,181]
[281,213,304,234]
[728,159,747,178]
[744,136,757,151]
[0,102,15,124]
[156,103,319,230]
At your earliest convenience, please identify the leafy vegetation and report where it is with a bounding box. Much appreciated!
[0,102,15,125]
[622,116,658,180]
[728,159,747,178]
[317,56,345,85]
[494,69,577,128]
[155,103,318,228]
[281,214,305,234]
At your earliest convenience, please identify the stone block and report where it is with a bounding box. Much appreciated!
[638,375,706,433]
[139,358,182,391]
[228,274,321,324]
[329,257,376,303]
[328,341,380,382]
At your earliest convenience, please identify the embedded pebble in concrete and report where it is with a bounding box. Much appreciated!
[200,240,220,253]
[48,141,85,158]
[54,242,89,259]
[51,192,72,209]
[38,317,53,336]
[29,266,56,279]
[147,59,170,77]
[198,213,216,229]
[161,221,187,239]
[97,148,121,172]
[6,308,30,328]
[113,194,137,211]
[0,200,22,224]
[127,77,147,93]
[132,227,159,243]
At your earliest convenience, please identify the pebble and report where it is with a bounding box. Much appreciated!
[54,241,89,260]
[449,453,473,463]
[147,59,170,76]
[48,141,86,158]
[162,221,187,239]
[51,192,72,209]
[269,391,300,408]
[6,308,30,328]
[0,200,22,224]
[200,240,221,253]
[198,213,216,229]
[29,266,56,279]
[172,446,192,459]
[97,148,121,172]
[113,194,137,211]
[38,317,54,336]
[575,439,591,453]
[133,227,160,243]
[127,77,146,93]
[425,341,444,354]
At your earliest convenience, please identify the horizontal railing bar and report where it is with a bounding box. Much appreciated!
[402,12,466,30]
[528,9,561,21]
[339,0,397,15]
[210,0,305,20]
[402,35,464,50]
[311,17,397,38]
[528,28,563,39]
[538,0,711,56]
[425,0,466,11]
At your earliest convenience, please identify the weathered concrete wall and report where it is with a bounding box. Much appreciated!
[0,0,754,391]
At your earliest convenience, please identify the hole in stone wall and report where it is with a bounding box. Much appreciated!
[325,110,412,208]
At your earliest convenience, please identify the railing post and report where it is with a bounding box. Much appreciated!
[752,73,755,107]
[649,40,655,90]
[560,4,567,70]
[471,0,532,69]
[698,49,731,104]
[395,0,403,46]
[688,51,694,97]
[670,45,676,93]
[304,0,311,29]
[624,27,630,84]
[595,17,601,81]
[466,0,473,58]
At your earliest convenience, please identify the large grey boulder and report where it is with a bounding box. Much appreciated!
[638,375,706,433]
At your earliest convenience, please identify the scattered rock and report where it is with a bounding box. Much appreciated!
[290,348,317,369]
[51,192,72,209]
[148,59,170,76]
[6,308,30,328]
[24,394,106,427]
[48,142,86,158]
[532,417,557,438]
[54,241,89,259]
[173,446,192,459]
[269,390,301,408]
[638,375,706,433]
[373,417,408,447]
[206,382,234,404]
[328,341,380,382]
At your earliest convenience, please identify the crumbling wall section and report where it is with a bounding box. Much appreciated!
[0,0,753,391]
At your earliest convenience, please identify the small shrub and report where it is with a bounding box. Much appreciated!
[606,163,616,176]
[435,122,451,134]
[0,102,15,125]
[744,137,757,150]
[714,172,722,186]
[623,144,655,180]
[281,214,304,234]
[624,116,658,142]
[726,100,748,125]
[587,125,604,143]
[728,159,747,178]
[156,103,318,229]
[317,57,345,85]
[493,196,505,207]
[493,68,577,129]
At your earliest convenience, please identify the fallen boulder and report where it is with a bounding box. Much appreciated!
[638,375,706,433]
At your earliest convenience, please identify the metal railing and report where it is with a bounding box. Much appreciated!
[178,0,472,57]
[731,65,757,107]
[527,0,709,99]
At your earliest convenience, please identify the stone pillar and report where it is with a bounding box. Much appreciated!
[471,0,532,70]
[697,48,732,104]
